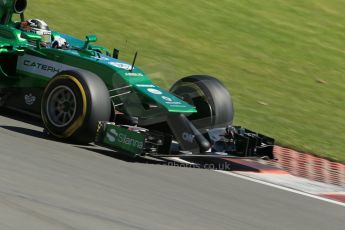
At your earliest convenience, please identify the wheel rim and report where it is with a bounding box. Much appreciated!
[46,85,77,128]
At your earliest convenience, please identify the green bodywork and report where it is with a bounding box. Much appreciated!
[0,0,196,124]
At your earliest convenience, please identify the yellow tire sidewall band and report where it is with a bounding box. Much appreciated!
[43,75,88,139]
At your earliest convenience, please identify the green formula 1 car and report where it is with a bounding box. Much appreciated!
[0,0,274,159]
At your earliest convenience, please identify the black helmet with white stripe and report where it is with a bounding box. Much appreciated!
[20,19,52,45]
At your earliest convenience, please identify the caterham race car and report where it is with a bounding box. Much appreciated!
[0,0,274,159]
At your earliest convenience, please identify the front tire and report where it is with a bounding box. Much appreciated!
[170,75,234,132]
[41,70,111,144]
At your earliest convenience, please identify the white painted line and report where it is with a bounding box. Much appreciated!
[216,170,345,207]
[168,157,345,206]
[165,157,197,165]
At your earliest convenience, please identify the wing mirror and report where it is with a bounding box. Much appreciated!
[86,35,97,43]
[83,35,97,50]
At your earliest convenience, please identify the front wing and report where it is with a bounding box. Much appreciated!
[95,122,275,159]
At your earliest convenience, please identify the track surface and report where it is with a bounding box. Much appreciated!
[0,113,344,230]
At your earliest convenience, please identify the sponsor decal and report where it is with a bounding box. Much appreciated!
[106,128,144,149]
[147,88,163,95]
[182,132,195,143]
[125,72,144,77]
[136,84,156,88]
[106,128,118,142]
[109,62,133,70]
[166,101,182,105]
[162,96,173,102]
[117,133,143,149]
[24,94,36,106]
[104,126,145,155]
[17,54,84,78]
[169,104,187,108]
[23,60,60,73]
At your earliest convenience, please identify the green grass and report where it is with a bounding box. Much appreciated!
[26,0,345,162]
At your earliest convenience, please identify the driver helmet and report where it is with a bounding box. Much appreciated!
[20,19,52,45]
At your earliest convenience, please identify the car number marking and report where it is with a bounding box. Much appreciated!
[147,88,163,95]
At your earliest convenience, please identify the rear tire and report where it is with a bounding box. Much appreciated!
[170,75,234,132]
[41,70,111,144]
